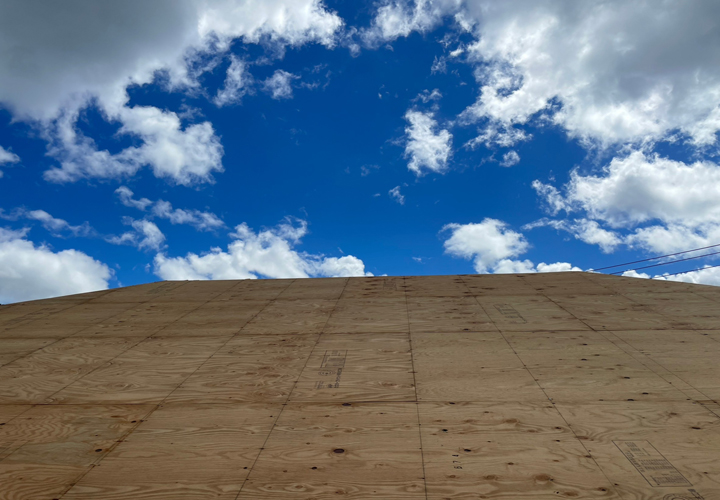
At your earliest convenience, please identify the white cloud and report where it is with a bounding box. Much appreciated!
[24,210,93,237]
[528,150,720,262]
[362,0,450,46]
[116,186,152,211]
[500,150,520,167]
[263,70,299,99]
[622,265,720,287]
[0,145,19,178]
[624,224,720,255]
[465,124,530,149]
[0,1,342,184]
[107,219,166,251]
[442,218,580,274]
[0,227,110,304]
[533,151,720,256]
[0,0,342,120]
[442,218,528,273]
[152,201,224,231]
[541,151,720,228]
[526,218,621,253]
[154,218,372,280]
[430,56,447,74]
[44,106,224,186]
[214,55,253,107]
[115,186,223,231]
[531,180,566,215]
[404,110,452,175]
[1,208,93,237]
[0,146,19,164]
[368,1,720,148]
[389,186,405,205]
[414,88,442,103]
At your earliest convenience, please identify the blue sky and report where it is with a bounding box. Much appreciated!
[2,0,720,302]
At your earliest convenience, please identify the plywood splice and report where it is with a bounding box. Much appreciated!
[0,272,719,499]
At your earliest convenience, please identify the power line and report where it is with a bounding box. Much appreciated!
[591,242,720,272]
[610,249,720,275]
[660,263,720,278]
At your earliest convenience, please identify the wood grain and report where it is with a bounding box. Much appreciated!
[0,273,718,499]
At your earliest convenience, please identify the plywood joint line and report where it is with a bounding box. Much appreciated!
[232,277,346,500]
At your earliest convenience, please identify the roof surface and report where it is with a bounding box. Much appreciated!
[0,272,719,499]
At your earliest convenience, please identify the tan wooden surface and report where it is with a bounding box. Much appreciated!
[0,273,719,499]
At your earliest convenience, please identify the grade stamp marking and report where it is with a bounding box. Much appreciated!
[314,350,347,389]
[614,440,691,487]
[494,303,527,324]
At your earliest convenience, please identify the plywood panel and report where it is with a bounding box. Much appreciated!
[404,275,473,297]
[64,402,278,500]
[476,295,591,332]
[0,404,152,500]
[237,402,426,499]
[554,400,720,499]
[276,277,347,300]
[324,298,409,333]
[419,402,618,499]
[49,337,226,404]
[407,297,497,332]
[0,272,718,500]
[242,299,336,334]
[0,337,143,404]
[0,338,56,367]
[550,294,690,331]
[291,333,416,402]
[167,334,318,403]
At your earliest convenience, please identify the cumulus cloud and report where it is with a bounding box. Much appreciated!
[107,219,166,251]
[0,208,93,237]
[500,150,520,167]
[116,186,152,211]
[115,186,223,231]
[0,227,111,304]
[0,1,342,184]
[465,124,531,149]
[622,265,720,287]
[0,146,19,165]
[44,106,224,186]
[538,152,720,228]
[389,186,405,205]
[532,151,720,257]
[414,89,442,103]
[525,218,622,254]
[362,0,450,46]
[214,55,253,107]
[368,1,720,148]
[154,218,372,280]
[442,218,580,274]
[263,69,300,99]
[0,145,19,178]
[404,110,452,175]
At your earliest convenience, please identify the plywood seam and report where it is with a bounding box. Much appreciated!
[43,281,241,405]
[233,277,345,500]
[404,276,429,500]
[56,280,266,500]
[600,331,720,420]
[582,273,702,330]
[161,280,295,403]
[463,275,627,499]
[558,275,720,414]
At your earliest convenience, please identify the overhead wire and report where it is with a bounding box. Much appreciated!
[609,249,720,275]
[659,263,720,278]
[591,242,720,272]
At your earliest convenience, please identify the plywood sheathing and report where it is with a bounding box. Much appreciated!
[0,273,718,499]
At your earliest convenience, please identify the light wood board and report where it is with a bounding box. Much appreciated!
[0,273,719,499]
